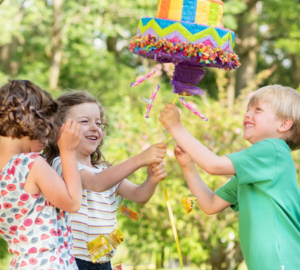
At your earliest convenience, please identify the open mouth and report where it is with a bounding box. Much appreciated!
[244,121,254,129]
[86,136,98,142]
[245,124,254,129]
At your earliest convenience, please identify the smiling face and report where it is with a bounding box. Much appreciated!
[66,103,103,157]
[243,101,283,144]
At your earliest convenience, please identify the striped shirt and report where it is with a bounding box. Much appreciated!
[52,157,123,263]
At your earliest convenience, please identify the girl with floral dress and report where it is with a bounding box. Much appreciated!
[0,80,82,269]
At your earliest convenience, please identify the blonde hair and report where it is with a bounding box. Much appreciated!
[248,84,300,150]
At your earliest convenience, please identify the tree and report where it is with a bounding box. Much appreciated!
[0,1,25,75]
[0,1,299,268]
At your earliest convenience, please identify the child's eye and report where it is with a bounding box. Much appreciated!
[97,123,105,129]
[80,120,88,123]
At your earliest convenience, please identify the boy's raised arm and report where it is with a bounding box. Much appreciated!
[159,103,235,175]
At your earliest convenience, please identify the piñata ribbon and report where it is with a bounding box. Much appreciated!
[145,84,160,118]
[179,97,208,121]
[161,93,182,268]
[164,94,179,143]
[130,68,158,87]
[161,182,183,269]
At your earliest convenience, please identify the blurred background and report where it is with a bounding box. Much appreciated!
[0,0,300,269]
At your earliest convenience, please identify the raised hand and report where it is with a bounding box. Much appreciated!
[57,119,82,153]
[139,143,166,166]
[159,103,182,133]
[174,145,194,168]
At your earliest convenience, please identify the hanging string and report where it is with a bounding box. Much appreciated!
[161,93,182,268]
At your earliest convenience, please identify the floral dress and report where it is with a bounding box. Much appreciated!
[0,153,78,270]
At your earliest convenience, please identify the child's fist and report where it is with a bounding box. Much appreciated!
[148,162,167,182]
[159,103,182,132]
[141,143,166,165]
[174,145,194,168]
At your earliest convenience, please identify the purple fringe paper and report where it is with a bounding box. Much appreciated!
[171,81,204,95]
[171,64,206,95]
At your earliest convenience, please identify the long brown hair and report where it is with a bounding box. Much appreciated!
[43,91,111,167]
[0,80,57,143]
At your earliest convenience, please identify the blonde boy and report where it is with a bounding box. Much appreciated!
[159,85,300,270]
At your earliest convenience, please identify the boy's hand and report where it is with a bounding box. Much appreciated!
[147,162,167,183]
[139,143,166,165]
[159,103,182,133]
[174,145,194,169]
[57,119,82,153]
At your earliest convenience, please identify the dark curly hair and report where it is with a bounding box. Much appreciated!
[0,80,58,144]
[43,90,111,167]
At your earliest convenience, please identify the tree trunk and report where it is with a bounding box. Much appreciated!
[0,41,17,74]
[0,1,24,75]
[49,0,63,89]
[155,246,164,269]
[227,70,236,108]
[235,0,259,97]
[161,246,165,268]
[291,54,300,89]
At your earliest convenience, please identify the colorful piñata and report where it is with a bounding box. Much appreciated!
[130,0,240,95]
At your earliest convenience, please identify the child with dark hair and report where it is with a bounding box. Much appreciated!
[44,91,167,270]
[0,80,82,269]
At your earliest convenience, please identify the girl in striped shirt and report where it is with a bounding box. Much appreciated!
[44,91,167,270]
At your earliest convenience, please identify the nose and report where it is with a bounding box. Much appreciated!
[244,110,250,119]
[89,122,98,130]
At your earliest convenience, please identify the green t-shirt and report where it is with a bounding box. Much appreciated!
[216,139,300,270]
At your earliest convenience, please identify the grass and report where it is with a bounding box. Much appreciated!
[0,255,12,270]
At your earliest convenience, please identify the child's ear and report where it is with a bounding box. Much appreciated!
[278,118,294,133]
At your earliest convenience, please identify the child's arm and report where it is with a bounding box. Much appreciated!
[117,162,167,204]
[80,143,167,192]
[159,103,235,175]
[25,119,82,212]
[174,145,231,215]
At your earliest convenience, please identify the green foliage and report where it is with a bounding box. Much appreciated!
[0,238,8,259]
[256,0,300,87]
[222,0,247,30]
[1,0,300,269]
